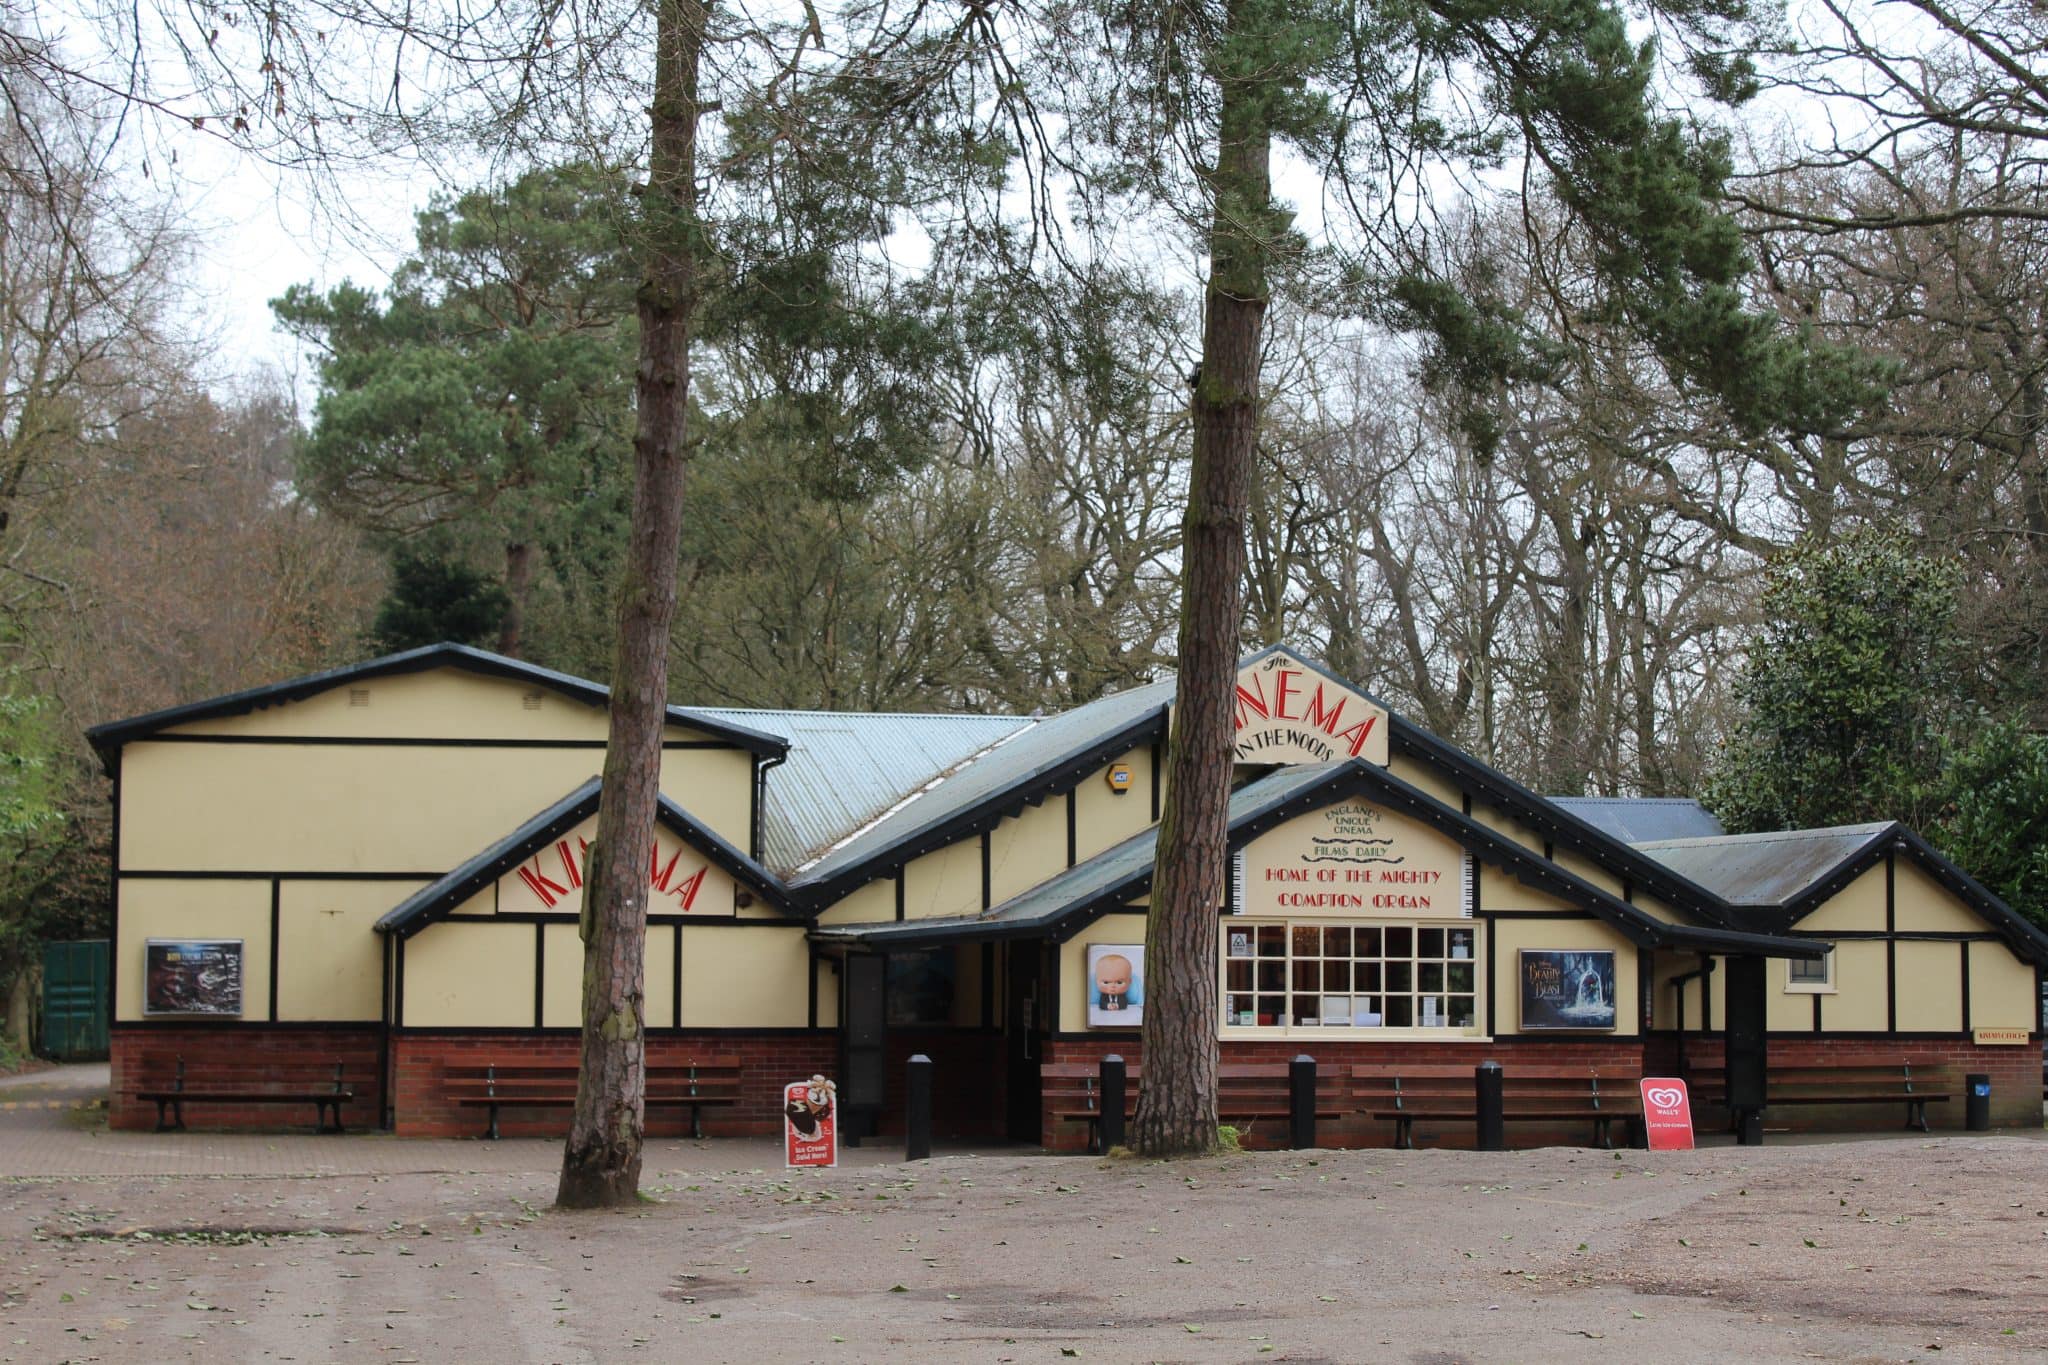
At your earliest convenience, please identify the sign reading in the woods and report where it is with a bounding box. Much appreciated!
[1231,650,1390,766]
[783,1075,838,1168]
[144,939,244,1016]
[1518,949,1618,1030]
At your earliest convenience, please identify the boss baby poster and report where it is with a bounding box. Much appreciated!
[1087,944,1145,1027]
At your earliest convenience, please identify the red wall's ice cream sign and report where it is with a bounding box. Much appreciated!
[1237,798,1469,917]
[1232,650,1389,765]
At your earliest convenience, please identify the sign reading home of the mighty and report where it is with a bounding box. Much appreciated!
[502,820,735,916]
[1238,799,1468,917]
[1233,650,1389,766]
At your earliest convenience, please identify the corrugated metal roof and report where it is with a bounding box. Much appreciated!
[809,763,1344,946]
[1631,824,1893,908]
[692,709,1034,875]
[1550,797,1725,844]
[787,677,1177,890]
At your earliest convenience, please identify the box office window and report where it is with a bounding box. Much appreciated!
[1221,921,1480,1034]
[885,949,958,1026]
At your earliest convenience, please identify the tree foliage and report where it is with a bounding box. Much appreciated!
[1705,527,1961,833]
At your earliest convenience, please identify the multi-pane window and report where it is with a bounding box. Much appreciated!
[1785,949,1834,992]
[1222,922,1480,1032]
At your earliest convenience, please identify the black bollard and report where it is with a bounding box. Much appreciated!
[905,1054,932,1162]
[1099,1054,1127,1154]
[1966,1073,1991,1132]
[1736,1107,1763,1146]
[1475,1061,1505,1152]
[1289,1055,1317,1150]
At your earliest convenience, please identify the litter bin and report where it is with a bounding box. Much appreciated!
[1965,1073,1991,1132]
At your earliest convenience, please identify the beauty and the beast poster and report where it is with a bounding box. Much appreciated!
[1518,949,1617,1030]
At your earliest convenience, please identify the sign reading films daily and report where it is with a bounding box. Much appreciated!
[1238,798,1469,917]
[783,1075,839,1168]
[1638,1077,1696,1150]
[1233,649,1390,766]
[144,939,245,1016]
[497,816,736,917]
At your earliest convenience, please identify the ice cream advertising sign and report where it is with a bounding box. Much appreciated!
[1639,1077,1695,1150]
[783,1075,838,1168]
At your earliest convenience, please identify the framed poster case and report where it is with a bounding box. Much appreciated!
[143,939,245,1016]
[1517,949,1617,1030]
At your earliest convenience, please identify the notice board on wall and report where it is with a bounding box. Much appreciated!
[143,939,244,1016]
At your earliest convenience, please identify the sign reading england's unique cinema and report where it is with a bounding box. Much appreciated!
[1232,650,1390,766]
[1237,798,1470,917]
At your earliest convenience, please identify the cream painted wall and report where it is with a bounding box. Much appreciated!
[402,921,536,1027]
[1968,941,2037,1030]
[1477,868,1577,914]
[1893,940,1964,1031]
[657,747,755,848]
[541,923,582,1028]
[1073,749,1154,863]
[814,955,841,1027]
[163,665,734,750]
[1490,917,1638,1037]
[815,876,896,927]
[1471,806,1544,856]
[1893,860,1991,934]
[1798,866,1886,932]
[115,880,272,1022]
[122,742,608,873]
[902,839,984,921]
[680,927,811,1028]
[1552,849,1623,899]
[1767,972,1818,1032]
[989,799,1067,906]
[1385,755,1462,805]
[1059,912,1149,1034]
[1819,941,1888,1031]
[275,880,423,1021]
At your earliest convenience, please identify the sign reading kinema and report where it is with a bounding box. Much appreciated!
[1232,650,1390,766]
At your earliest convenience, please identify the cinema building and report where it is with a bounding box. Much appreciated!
[90,644,2047,1146]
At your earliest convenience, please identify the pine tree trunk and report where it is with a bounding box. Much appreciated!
[556,0,706,1210]
[1132,5,1270,1159]
[497,540,534,658]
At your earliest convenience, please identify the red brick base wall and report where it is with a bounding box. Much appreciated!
[1038,1033,2044,1152]
[110,1026,385,1132]
[1671,1034,2043,1131]
[390,1031,840,1138]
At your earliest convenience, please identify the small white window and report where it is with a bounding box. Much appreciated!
[1785,949,1834,993]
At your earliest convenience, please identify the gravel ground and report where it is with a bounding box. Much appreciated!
[1,1134,2043,1364]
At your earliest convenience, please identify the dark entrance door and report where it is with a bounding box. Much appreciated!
[1723,954,1768,1142]
[1005,941,1048,1143]
[841,953,886,1143]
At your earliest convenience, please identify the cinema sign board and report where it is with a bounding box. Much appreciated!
[496,816,738,918]
[1232,649,1390,767]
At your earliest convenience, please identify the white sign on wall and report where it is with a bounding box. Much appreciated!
[1237,798,1470,918]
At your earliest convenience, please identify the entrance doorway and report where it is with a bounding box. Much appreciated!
[1005,941,1048,1143]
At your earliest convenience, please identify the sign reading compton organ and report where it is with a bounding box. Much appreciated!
[1237,798,1470,917]
[1232,650,1389,766]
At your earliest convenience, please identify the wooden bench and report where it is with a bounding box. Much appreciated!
[445,1059,741,1140]
[1353,1065,1641,1150]
[133,1057,353,1134]
[1690,1063,1950,1133]
[1041,1061,1343,1152]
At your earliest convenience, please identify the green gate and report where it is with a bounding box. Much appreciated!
[40,939,109,1061]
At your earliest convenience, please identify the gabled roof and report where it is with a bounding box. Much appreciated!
[375,776,797,938]
[691,708,1034,874]
[1635,822,2048,967]
[1550,797,1725,843]
[1386,720,1743,929]
[787,677,1175,900]
[1632,825,1892,911]
[813,760,1825,960]
[84,642,789,763]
